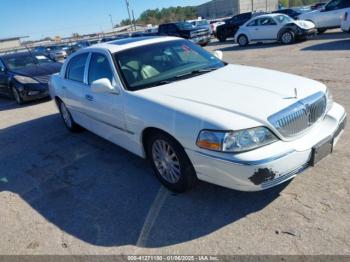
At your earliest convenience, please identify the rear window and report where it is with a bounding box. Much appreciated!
[66,53,88,82]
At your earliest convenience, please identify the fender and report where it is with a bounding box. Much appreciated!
[277,23,298,40]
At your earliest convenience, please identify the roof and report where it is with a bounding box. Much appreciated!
[86,36,179,53]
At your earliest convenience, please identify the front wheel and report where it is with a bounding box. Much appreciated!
[12,87,23,105]
[147,132,197,192]
[237,34,249,47]
[281,31,295,44]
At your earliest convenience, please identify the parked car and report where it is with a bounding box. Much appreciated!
[33,45,67,60]
[158,22,211,46]
[272,8,302,19]
[49,36,346,192]
[187,19,213,35]
[298,0,350,33]
[0,51,62,104]
[235,14,316,46]
[210,20,225,36]
[215,12,254,42]
[341,8,350,31]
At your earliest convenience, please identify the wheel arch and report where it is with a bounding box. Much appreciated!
[141,127,184,159]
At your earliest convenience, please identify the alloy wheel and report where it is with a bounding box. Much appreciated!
[152,139,181,184]
[60,102,72,129]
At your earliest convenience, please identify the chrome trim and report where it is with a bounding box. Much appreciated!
[261,162,309,189]
[269,91,327,138]
[188,149,295,166]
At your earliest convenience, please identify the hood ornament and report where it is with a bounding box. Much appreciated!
[284,88,298,99]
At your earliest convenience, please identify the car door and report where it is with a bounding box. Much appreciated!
[61,52,89,121]
[0,59,9,95]
[319,0,350,27]
[81,51,127,142]
[256,17,280,40]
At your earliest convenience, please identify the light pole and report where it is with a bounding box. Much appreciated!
[125,0,133,31]
[109,14,115,33]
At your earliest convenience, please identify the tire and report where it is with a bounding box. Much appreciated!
[281,30,295,44]
[217,31,227,42]
[146,132,197,192]
[317,28,327,34]
[58,100,82,132]
[237,34,249,47]
[12,87,23,105]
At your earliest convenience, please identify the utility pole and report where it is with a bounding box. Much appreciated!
[125,0,133,31]
[109,14,115,33]
[132,9,136,31]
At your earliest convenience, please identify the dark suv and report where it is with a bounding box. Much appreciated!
[216,12,256,42]
[158,22,211,46]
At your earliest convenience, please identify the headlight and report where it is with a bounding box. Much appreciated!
[197,127,278,153]
[326,88,333,112]
[13,75,39,84]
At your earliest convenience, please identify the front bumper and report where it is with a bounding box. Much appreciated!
[186,103,346,191]
[190,35,211,45]
[19,84,50,102]
[297,28,317,38]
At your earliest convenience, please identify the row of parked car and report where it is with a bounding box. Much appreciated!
[213,0,350,45]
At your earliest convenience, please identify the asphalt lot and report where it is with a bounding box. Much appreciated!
[0,30,349,255]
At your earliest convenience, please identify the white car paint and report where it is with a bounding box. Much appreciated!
[341,8,350,31]
[49,37,346,191]
[298,0,350,29]
[235,14,315,44]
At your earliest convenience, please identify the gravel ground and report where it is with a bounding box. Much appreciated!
[0,30,349,255]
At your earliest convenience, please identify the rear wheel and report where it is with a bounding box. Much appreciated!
[237,34,249,47]
[147,132,197,192]
[58,100,82,132]
[12,87,23,105]
[281,31,295,44]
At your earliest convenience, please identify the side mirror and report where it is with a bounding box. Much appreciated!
[320,6,327,12]
[0,66,6,73]
[91,78,118,94]
[213,50,223,60]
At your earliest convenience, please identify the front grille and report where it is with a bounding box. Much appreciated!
[268,92,327,138]
[192,29,209,38]
[34,75,50,84]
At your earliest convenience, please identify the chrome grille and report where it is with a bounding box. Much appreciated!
[34,75,50,84]
[268,92,327,138]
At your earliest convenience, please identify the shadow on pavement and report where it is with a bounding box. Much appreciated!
[301,39,350,51]
[0,96,51,111]
[0,114,288,248]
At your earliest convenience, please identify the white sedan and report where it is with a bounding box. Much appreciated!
[49,37,346,192]
[235,14,316,46]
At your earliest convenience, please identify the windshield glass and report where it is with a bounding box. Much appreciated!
[115,40,225,91]
[176,22,194,30]
[275,14,294,24]
[3,53,54,70]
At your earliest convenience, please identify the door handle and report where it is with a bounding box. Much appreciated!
[85,94,94,101]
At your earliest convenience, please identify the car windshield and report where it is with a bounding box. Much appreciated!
[115,40,225,91]
[275,14,294,24]
[2,53,54,70]
[176,22,194,30]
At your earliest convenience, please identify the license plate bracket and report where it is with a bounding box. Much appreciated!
[310,137,333,166]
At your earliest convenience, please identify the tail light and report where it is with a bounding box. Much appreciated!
[344,12,348,21]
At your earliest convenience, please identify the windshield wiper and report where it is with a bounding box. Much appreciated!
[175,67,219,78]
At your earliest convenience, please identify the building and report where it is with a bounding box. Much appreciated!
[0,36,28,51]
[197,0,279,19]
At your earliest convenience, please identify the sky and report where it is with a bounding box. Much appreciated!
[0,0,209,40]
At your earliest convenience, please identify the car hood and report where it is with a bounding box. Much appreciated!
[139,64,326,125]
[10,62,62,78]
[298,10,320,20]
[293,20,315,29]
